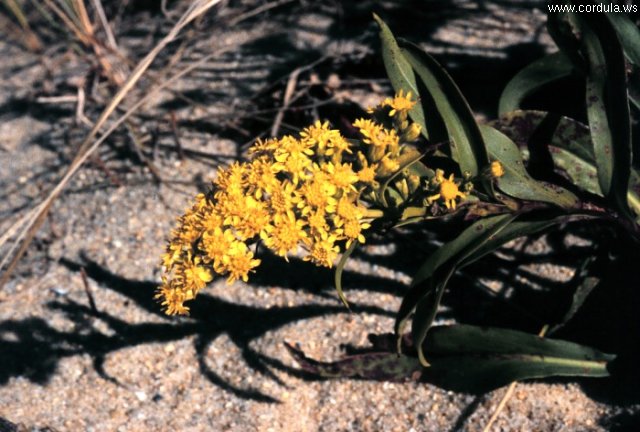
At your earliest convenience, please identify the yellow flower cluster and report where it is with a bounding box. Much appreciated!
[156,121,373,315]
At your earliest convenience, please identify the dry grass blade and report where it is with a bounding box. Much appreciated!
[0,0,223,289]
[1,0,43,50]
[480,325,549,432]
[90,0,118,50]
[228,0,296,26]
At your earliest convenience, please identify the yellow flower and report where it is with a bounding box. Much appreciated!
[184,255,212,287]
[262,211,307,259]
[383,89,416,117]
[377,155,400,178]
[233,197,270,240]
[273,137,313,183]
[401,122,422,142]
[300,120,349,158]
[201,227,236,271]
[353,118,400,161]
[246,157,279,198]
[306,208,330,237]
[427,173,467,210]
[297,171,337,213]
[305,233,340,268]
[248,137,278,156]
[155,278,191,315]
[323,162,358,191]
[343,218,370,247]
[221,241,261,284]
[490,161,505,178]
[269,180,296,215]
[214,163,246,196]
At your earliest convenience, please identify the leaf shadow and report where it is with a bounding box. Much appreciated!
[0,254,394,403]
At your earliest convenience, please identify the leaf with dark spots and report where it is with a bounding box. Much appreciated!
[492,110,640,217]
[578,13,633,220]
[481,125,579,208]
[284,342,422,381]
[285,325,615,394]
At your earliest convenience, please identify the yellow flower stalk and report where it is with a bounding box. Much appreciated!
[157,120,376,315]
[156,89,471,316]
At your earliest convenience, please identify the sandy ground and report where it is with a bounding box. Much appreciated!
[1,1,639,431]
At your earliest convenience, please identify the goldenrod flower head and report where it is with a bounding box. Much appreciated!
[305,233,340,268]
[261,211,307,259]
[343,218,370,247]
[377,155,401,178]
[401,122,422,142]
[217,241,261,284]
[490,161,505,178]
[155,278,191,315]
[324,161,358,190]
[306,208,329,237]
[158,115,382,315]
[383,89,416,117]
[353,118,385,147]
[427,173,467,210]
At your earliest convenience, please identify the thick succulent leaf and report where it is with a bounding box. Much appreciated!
[606,12,640,65]
[285,342,423,381]
[461,211,596,267]
[481,125,579,208]
[398,40,489,178]
[396,214,516,358]
[286,325,614,393]
[492,110,640,217]
[411,267,454,366]
[605,13,640,110]
[374,14,428,140]
[499,52,574,115]
[579,13,633,219]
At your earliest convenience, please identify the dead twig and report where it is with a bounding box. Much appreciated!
[80,267,98,314]
[90,0,118,51]
[0,0,224,290]
[481,325,549,432]
[89,154,123,187]
[228,0,297,26]
[169,111,185,160]
[271,67,302,137]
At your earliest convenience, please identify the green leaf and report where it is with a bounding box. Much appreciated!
[286,325,615,393]
[398,40,489,178]
[499,52,574,115]
[334,240,357,309]
[481,125,579,208]
[606,12,640,66]
[605,13,640,110]
[461,211,596,267]
[373,14,428,140]
[579,13,633,219]
[396,214,517,362]
[548,256,600,335]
